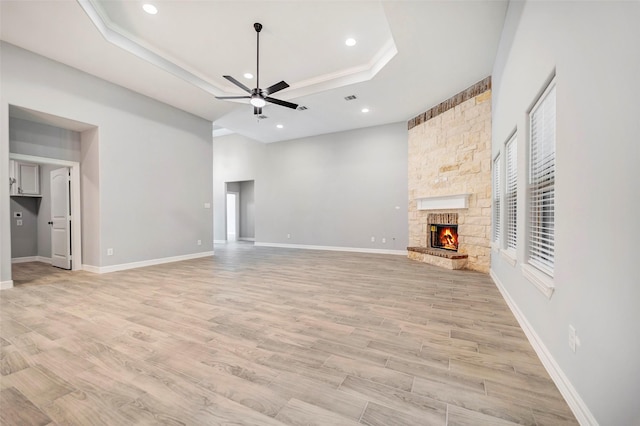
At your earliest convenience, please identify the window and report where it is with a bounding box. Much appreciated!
[492,154,501,243]
[505,134,517,251]
[528,81,556,275]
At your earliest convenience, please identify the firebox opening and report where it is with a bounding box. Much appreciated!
[430,224,459,252]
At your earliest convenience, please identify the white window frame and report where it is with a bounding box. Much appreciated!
[506,134,518,247]
[492,154,501,248]
[522,78,556,299]
[500,133,518,266]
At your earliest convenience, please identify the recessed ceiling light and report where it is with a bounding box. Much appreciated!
[276,124,284,129]
[345,38,357,47]
[243,73,254,79]
[361,108,370,113]
[142,4,158,14]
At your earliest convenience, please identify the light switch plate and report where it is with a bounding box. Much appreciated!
[13,212,22,218]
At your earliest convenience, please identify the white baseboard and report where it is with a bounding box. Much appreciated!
[489,269,598,426]
[238,237,256,242]
[82,251,214,274]
[213,239,227,244]
[255,242,407,256]
[82,264,101,273]
[11,256,52,264]
[11,256,37,264]
[1,280,14,290]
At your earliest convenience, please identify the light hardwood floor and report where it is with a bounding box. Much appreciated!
[1,243,578,425]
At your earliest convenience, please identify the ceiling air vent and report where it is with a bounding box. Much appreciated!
[344,95,357,101]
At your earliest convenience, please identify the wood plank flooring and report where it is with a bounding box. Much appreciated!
[0,243,578,425]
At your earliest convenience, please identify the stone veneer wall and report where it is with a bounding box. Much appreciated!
[408,77,492,272]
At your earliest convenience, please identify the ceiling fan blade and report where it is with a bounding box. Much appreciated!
[265,97,299,110]
[223,75,251,93]
[215,96,251,100]
[264,80,289,96]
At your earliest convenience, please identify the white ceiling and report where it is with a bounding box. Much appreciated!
[0,0,508,143]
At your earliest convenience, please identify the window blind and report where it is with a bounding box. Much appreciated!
[529,82,556,275]
[506,135,517,250]
[493,155,501,243]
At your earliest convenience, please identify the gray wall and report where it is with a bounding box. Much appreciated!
[10,116,81,161]
[1,42,213,281]
[213,122,408,251]
[9,196,38,258]
[9,165,55,259]
[80,128,100,267]
[239,180,255,239]
[491,1,640,424]
[213,135,267,242]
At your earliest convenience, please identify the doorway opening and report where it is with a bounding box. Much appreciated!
[6,105,95,285]
[225,180,255,243]
[226,192,239,241]
[9,154,82,271]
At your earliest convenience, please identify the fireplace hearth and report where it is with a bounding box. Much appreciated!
[407,211,468,270]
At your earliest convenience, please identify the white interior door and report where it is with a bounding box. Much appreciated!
[50,167,71,269]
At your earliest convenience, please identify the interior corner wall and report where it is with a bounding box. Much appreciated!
[490,2,640,425]
[1,42,213,274]
[213,122,408,250]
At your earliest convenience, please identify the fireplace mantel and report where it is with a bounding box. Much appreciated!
[416,194,470,210]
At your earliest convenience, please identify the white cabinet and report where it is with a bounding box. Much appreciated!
[9,160,40,196]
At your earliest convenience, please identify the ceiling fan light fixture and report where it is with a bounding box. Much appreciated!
[243,73,254,79]
[345,38,357,47]
[250,96,266,108]
[142,4,158,15]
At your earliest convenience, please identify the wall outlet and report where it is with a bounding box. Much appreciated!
[382,237,386,243]
[371,236,375,242]
[107,248,114,256]
[16,219,23,226]
[197,240,202,246]
[287,233,291,239]
[204,203,211,209]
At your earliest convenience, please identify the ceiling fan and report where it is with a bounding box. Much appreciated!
[216,23,298,115]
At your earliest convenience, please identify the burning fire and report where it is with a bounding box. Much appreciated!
[438,227,458,250]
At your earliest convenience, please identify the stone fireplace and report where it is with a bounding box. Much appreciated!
[407,77,492,272]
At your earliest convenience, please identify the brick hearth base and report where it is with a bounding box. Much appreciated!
[407,247,468,270]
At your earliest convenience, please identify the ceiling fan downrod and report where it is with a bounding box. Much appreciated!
[254,22,262,92]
